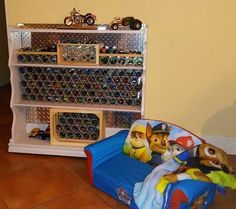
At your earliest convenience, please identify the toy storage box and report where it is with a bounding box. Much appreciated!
[50,108,104,146]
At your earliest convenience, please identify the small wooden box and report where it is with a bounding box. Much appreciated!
[50,108,104,147]
[57,43,99,66]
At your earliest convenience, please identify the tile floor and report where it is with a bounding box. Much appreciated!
[0,84,235,209]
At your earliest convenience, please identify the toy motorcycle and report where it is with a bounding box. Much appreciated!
[64,8,96,26]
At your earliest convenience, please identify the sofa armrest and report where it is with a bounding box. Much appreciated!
[84,130,129,184]
[164,180,217,209]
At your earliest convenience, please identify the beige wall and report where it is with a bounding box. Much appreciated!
[5,0,236,137]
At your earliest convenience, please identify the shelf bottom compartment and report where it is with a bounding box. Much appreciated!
[8,127,126,157]
[10,105,141,156]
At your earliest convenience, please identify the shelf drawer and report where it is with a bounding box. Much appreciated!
[50,108,104,146]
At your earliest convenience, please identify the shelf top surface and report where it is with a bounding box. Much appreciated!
[8,23,147,34]
[14,101,142,113]
[11,63,145,70]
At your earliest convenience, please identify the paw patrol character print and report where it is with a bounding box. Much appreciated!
[157,143,236,194]
[195,143,234,174]
[147,122,171,166]
[116,188,131,205]
[191,192,208,209]
[128,124,151,163]
[162,136,195,162]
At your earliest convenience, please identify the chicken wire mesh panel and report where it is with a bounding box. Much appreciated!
[104,111,141,128]
[18,66,143,107]
[26,107,50,124]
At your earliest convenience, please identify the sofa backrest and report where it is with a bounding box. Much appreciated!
[123,119,205,166]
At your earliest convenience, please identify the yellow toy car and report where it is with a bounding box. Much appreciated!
[29,128,40,137]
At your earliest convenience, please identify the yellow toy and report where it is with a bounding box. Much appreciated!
[128,124,151,163]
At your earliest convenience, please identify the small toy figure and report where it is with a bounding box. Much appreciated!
[161,136,195,162]
[127,124,151,163]
[109,16,142,30]
[64,8,96,26]
[146,122,171,166]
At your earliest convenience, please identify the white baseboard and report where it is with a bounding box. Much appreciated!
[202,135,236,155]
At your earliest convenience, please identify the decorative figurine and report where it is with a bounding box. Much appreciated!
[109,16,142,30]
[64,8,96,26]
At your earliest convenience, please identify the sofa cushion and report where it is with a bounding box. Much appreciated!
[123,119,205,166]
[93,152,153,206]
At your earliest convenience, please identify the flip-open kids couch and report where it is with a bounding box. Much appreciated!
[85,120,236,209]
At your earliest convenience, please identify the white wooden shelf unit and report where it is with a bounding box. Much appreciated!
[7,24,148,157]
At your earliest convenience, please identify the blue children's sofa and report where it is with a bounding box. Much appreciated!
[84,120,221,209]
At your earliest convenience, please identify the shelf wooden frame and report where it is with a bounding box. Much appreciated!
[50,108,104,147]
[57,43,99,66]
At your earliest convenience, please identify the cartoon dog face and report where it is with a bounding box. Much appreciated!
[129,125,146,148]
[197,143,234,174]
[146,123,171,154]
[148,133,169,154]
[162,136,195,162]
[162,143,186,162]
[128,124,151,163]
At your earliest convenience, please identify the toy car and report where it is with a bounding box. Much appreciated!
[38,126,50,140]
[28,126,50,140]
[29,128,40,137]
[109,16,142,30]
